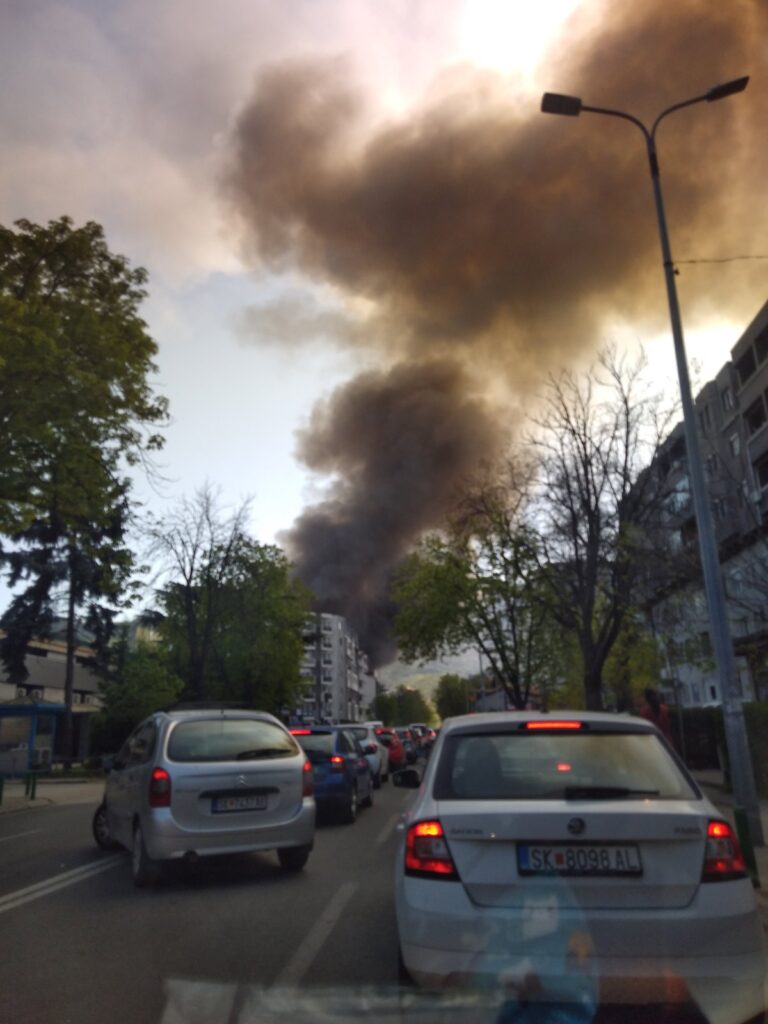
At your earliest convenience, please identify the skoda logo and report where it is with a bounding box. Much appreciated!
[238,775,247,786]
[567,817,586,836]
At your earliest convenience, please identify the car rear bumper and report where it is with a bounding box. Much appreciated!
[141,799,315,860]
[397,875,766,1023]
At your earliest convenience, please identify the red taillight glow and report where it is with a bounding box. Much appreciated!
[702,819,747,882]
[149,768,171,808]
[302,758,314,797]
[291,729,312,735]
[525,721,583,731]
[330,755,345,773]
[405,820,458,879]
[557,763,572,772]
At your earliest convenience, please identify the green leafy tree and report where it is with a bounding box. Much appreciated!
[0,217,168,757]
[434,673,474,720]
[94,642,184,753]
[150,487,313,712]
[394,463,559,709]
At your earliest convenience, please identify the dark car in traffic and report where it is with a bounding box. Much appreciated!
[290,726,373,823]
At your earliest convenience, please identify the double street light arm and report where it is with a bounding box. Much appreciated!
[540,75,763,849]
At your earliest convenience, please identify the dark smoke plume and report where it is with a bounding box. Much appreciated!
[280,360,504,664]
[227,0,767,662]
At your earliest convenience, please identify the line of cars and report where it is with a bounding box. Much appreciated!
[90,708,427,885]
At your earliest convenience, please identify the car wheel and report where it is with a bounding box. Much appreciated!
[341,785,358,824]
[278,844,311,872]
[361,781,373,808]
[131,821,160,887]
[373,771,382,790]
[92,801,121,851]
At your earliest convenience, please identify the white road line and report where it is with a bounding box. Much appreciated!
[0,855,123,915]
[273,880,359,987]
[0,829,43,844]
[374,813,400,847]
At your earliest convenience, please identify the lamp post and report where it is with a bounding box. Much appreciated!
[541,77,764,849]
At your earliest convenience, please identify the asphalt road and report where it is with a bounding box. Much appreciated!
[0,780,424,1024]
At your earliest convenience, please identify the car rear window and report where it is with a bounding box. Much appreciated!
[167,718,299,763]
[293,732,334,760]
[433,731,697,801]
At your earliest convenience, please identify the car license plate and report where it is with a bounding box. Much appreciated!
[212,794,268,814]
[517,843,642,877]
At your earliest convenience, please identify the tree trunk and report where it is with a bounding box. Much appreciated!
[583,667,603,711]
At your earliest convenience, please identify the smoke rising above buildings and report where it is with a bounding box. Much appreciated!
[227,0,766,661]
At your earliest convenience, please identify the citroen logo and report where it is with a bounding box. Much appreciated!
[238,775,247,787]
[567,817,586,836]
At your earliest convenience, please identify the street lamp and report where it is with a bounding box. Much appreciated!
[541,77,764,849]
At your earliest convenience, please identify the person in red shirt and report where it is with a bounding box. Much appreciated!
[640,687,675,746]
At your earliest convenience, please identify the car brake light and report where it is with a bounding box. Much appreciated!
[702,819,747,882]
[149,768,171,808]
[302,758,314,797]
[405,820,458,880]
[330,755,345,773]
[524,721,583,730]
[291,729,312,735]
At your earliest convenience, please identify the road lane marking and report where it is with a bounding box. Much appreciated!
[273,880,359,987]
[0,855,123,914]
[0,829,43,844]
[374,813,400,847]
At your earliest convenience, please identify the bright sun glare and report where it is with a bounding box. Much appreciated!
[457,0,584,81]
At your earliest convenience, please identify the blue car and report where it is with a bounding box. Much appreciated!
[290,726,373,823]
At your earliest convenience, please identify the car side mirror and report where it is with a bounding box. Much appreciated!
[392,768,421,789]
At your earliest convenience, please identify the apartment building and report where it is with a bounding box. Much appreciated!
[647,299,768,705]
[298,612,375,723]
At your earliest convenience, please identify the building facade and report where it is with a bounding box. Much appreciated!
[647,299,768,706]
[298,613,376,723]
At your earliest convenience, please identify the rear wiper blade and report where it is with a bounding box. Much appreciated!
[235,748,290,760]
[564,786,660,800]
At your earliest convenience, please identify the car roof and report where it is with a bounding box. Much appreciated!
[159,708,281,723]
[438,710,655,735]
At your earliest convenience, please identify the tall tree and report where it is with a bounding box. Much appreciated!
[0,217,168,757]
[531,348,676,710]
[393,462,561,709]
[148,486,312,712]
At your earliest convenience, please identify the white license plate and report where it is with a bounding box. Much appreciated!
[517,843,642,876]
[212,794,268,814]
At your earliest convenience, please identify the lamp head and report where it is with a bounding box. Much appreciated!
[706,76,749,102]
[541,92,582,117]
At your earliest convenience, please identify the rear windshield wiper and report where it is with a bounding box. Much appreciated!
[564,785,660,800]
[235,748,291,760]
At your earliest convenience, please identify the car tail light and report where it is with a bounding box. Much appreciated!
[405,820,458,880]
[302,758,314,797]
[701,819,747,882]
[149,768,171,808]
[291,729,312,735]
[330,755,345,773]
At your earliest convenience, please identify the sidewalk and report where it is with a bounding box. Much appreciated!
[0,776,104,814]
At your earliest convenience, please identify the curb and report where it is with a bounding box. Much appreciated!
[0,797,55,815]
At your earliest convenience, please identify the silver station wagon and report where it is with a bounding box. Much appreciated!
[92,707,316,885]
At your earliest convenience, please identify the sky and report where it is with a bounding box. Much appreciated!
[1,0,766,665]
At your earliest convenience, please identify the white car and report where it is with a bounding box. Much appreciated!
[349,724,389,788]
[394,711,766,1023]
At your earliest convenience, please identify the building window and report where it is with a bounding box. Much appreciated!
[729,433,740,457]
[756,327,768,365]
[699,404,712,433]
[705,453,718,476]
[322,671,333,682]
[721,386,734,412]
[754,455,768,490]
[744,397,767,436]
[736,347,757,387]
[322,656,332,666]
